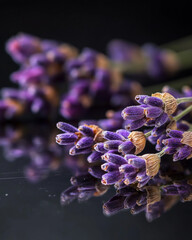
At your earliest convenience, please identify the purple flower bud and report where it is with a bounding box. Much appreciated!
[177,121,190,131]
[155,113,169,127]
[156,134,166,151]
[144,107,163,118]
[102,171,123,185]
[56,133,78,145]
[78,125,94,137]
[124,172,137,185]
[122,106,144,120]
[118,141,135,154]
[124,154,138,160]
[119,164,135,174]
[136,169,148,182]
[162,138,182,148]
[76,137,94,149]
[104,140,123,150]
[135,95,148,104]
[173,145,192,161]
[116,129,130,139]
[94,143,106,153]
[166,130,183,139]
[11,66,45,86]
[6,33,41,63]
[87,151,102,163]
[127,157,145,168]
[102,153,127,165]
[152,125,165,137]
[164,147,177,155]
[145,119,156,127]
[60,96,84,119]
[56,122,78,133]
[102,131,124,141]
[125,118,147,131]
[69,146,92,155]
[88,166,105,179]
[101,162,119,172]
[144,96,164,107]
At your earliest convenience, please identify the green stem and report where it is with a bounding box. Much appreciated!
[157,147,168,157]
[177,97,192,104]
[173,105,192,122]
[161,35,192,52]
[177,49,192,70]
[144,130,152,138]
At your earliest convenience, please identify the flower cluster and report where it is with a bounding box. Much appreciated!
[2,33,147,121]
[107,40,180,78]
[56,90,192,195]
[162,130,192,161]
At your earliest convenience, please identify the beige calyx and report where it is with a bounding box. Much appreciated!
[142,154,161,177]
[152,92,177,115]
[181,131,192,148]
[128,131,146,154]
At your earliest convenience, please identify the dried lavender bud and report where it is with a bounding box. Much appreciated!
[56,133,78,145]
[102,171,123,185]
[119,164,135,174]
[125,118,147,131]
[127,157,145,168]
[101,162,119,172]
[144,96,164,107]
[104,140,123,150]
[87,151,102,163]
[76,137,94,149]
[135,95,148,104]
[57,122,78,133]
[173,145,192,161]
[121,106,145,120]
[102,153,127,165]
[118,141,135,154]
[94,143,106,153]
[116,129,130,138]
[78,125,94,137]
[69,146,92,155]
[155,112,169,127]
[88,166,105,179]
[102,131,124,140]
[144,107,163,118]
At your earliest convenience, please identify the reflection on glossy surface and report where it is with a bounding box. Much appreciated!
[0,123,192,224]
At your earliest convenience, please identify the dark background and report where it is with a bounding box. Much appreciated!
[0,1,192,240]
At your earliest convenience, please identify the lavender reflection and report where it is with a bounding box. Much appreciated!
[0,123,64,182]
[1,123,192,221]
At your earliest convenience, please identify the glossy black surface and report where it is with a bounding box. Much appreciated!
[0,145,192,240]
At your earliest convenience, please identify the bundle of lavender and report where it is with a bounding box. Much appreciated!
[56,90,192,220]
[1,33,192,121]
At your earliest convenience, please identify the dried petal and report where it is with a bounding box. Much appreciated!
[128,131,146,154]
[142,154,161,177]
